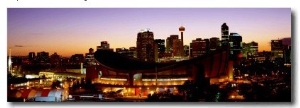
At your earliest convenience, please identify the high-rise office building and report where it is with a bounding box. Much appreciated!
[221,23,229,48]
[172,39,182,57]
[271,40,284,59]
[190,38,210,58]
[166,35,179,54]
[136,29,155,62]
[154,39,165,58]
[85,48,97,65]
[229,33,243,60]
[166,34,184,57]
[210,37,220,51]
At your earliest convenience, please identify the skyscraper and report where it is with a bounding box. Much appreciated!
[271,40,284,59]
[136,29,155,62]
[190,38,210,58]
[166,35,179,54]
[209,37,220,51]
[221,23,229,48]
[229,33,243,60]
[154,39,165,58]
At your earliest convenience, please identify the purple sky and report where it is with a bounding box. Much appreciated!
[7,8,291,57]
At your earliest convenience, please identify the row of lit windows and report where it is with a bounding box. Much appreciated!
[142,78,188,81]
[100,78,127,81]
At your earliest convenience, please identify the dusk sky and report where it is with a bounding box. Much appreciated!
[7,8,291,57]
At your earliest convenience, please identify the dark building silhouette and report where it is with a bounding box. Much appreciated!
[116,47,135,58]
[221,23,229,48]
[184,45,190,57]
[97,41,113,51]
[283,45,291,63]
[50,52,61,65]
[172,38,183,57]
[70,54,85,64]
[229,33,243,60]
[85,48,97,65]
[210,37,221,51]
[154,39,165,58]
[28,52,35,61]
[36,51,50,63]
[190,38,210,58]
[271,40,284,59]
[257,51,272,61]
[129,47,137,58]
[166,35,179,54]
[136,29,155,62]
[166,34,184,57]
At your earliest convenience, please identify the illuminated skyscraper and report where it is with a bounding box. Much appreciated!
[136,29,155,62]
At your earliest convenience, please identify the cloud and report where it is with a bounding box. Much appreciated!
[15,45,24,47]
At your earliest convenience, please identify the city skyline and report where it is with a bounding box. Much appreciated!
[7,8,291,57]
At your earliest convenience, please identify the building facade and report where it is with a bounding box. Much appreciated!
[85,48,97,65]
[36,51,50,63]
[210,37,221,51]
[242,41,258,60]
[154,39,165,58]
[271,40,284,59]
[190,38,210,58]
[221,23,229,48]
[229,33,243,60]
[136,30,155,62]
